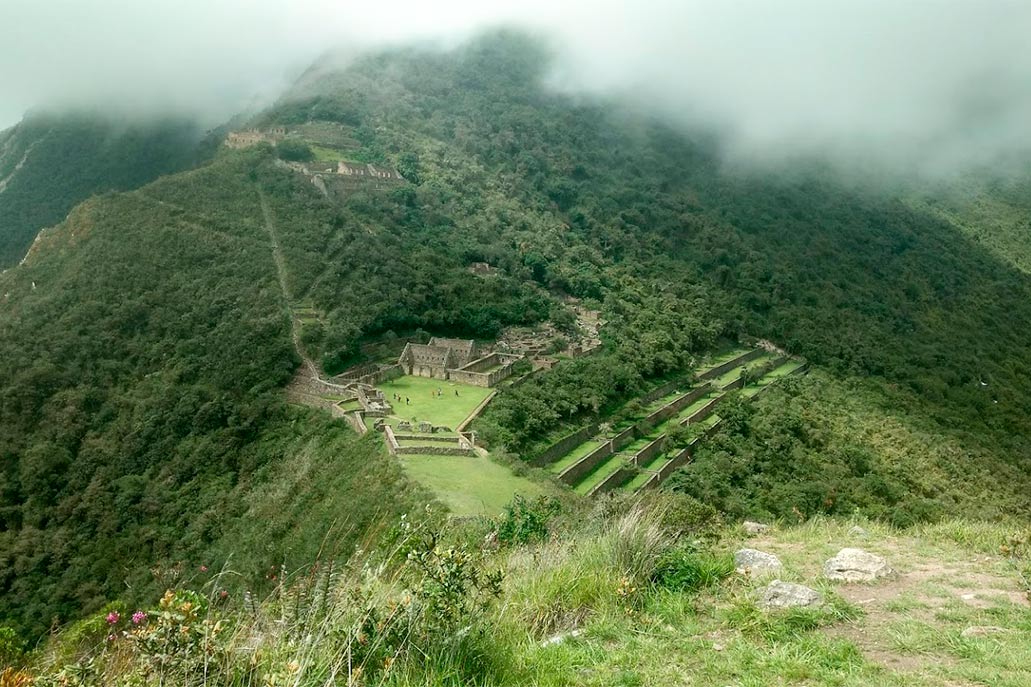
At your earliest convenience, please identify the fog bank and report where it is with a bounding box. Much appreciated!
[2,0,1029,177]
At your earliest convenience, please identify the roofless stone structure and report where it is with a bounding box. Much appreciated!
[397,337,522,387]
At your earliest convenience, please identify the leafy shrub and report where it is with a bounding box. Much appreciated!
[275,139,314,162]
[495,495,560,546]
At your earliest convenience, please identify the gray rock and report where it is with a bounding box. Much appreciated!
[847,525,869,538]
[961,625,1007,638]
[734,548,783,576]
[541,628,583,646]
[758,580,823,609]
[742,520,770,535]
[824,548,894,582]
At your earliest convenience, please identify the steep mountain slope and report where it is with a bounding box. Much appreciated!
[0,152,426,636]
[0,113,210,267]
[1,31,1030,640]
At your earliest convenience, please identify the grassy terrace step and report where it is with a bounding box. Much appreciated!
[621,434,659,455]
[573,454,627,495]
[678,392,720,419]
[549,439,606,473]
[694,348,751,374]
[740,359,806,398]
[713,352,777,388]
[637,451,671,472]
[623,469,655,492]
[639,388,690,415]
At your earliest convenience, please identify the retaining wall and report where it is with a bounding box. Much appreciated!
[696,349,764,382]
[559,443,614,485]
[589,466,635,496]
[633,435,667,466]
[610,425,638,452]
[641,384,712,429]
[395,445,477,457]
[641,472,662,490]
[751,361,809,400]
[356,364,403,386]
[455,390,498,433]
[383,425,400,454]
[392,434,464,444]
[722,376,746,392]
[335,362,380,382]
[683,395,726,425]
[637,378,682,406]
[532,424,598,466]
[658,447,693,482]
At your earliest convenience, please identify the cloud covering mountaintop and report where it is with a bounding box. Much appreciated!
[2,0,1030,177]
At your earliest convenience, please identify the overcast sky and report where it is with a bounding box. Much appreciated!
[2,1,1030,177]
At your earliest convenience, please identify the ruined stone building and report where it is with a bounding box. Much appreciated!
[224,128,286,149]
[337,161,404,180]
[397,338,523,387]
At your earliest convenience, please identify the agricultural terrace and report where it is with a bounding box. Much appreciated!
[540,348,807,497]
[373,375,548,515]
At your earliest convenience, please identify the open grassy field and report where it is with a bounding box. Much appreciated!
[398,453,547,516]
[377,376,544,517]
[378,375,493,429]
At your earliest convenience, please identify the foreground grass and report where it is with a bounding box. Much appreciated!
[13,497,1030,686]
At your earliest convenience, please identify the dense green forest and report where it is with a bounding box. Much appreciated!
[0,113,210,267]
[1,31,1030,641]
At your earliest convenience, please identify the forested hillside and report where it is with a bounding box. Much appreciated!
[1,31,1030,640]
[0,113,210,267]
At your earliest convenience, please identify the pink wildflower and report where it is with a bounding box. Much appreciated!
[106,634,116,642]
[131,611,147,625]
[200,565,209,573]
[219,590,229,599]
[106,611,120,625]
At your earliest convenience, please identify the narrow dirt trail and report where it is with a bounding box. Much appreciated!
[258,188,352,393]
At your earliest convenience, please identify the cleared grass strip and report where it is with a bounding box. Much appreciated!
[549,439,606,473]
[574,454,625,495]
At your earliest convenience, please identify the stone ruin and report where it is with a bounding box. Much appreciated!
[225,127,286,149]
[397,337,523,388]
[495,303,604,368]
[468,262,499,276]
[355,384,392,416]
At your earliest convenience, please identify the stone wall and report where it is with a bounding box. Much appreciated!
[590,465,635,496]
[637,378,683,406]
[633,435,667,466]
[641,384,712,430]
[559,443,613,485]
[722,376,746,392]
[343,412,367,435]
[532,424,598,467]
[696,349,764,382]
[447,369,491,387]
[658,447,693,482]
[459,353,505,374]
[395,445,477,457]
[335,362,380,382]
[610,425,638,452]
[392,434,463,443]
[383,425,400,454]
[684,395,726,425]
[455,390,498,434]
[356,364,403,386]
